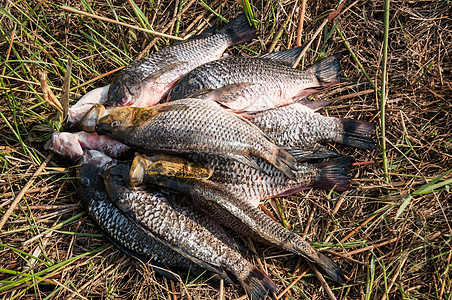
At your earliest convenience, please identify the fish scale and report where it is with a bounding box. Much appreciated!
[250,103,377,150]
[169,55,341,112]
[103,161,277,299]
[135,100,270,156]
[186,154,320,206]
[87,99,297,179]
[138,174,346,284]
[130,152,352,209]
[251,103,342,147]
[77,152,204,277]
[106,13,257,108]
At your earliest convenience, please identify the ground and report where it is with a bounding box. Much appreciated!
[0,0,451,299]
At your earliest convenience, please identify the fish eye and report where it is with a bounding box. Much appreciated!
[166,171,174,176]
[111,121,120,127]
[173,86,181,94]
[81,177,90,186]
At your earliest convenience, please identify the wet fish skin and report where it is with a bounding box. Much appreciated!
[107,13,257,109]
[130,153,353,208]
[82,99,297,179]
[140,173,346,284]
[103,158,277,299]
[77,150,204,280]
[169,53,342,113]
[250,103,377,150]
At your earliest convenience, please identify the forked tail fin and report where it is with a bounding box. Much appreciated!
[220,13,258,46]
[314,252,346,284]
[340,118,377,150]
[308,54,342,86]
[242,267,278,300]
[311,157,355,192]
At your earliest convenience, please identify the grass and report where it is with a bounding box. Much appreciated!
[0,0,451,299]
[379,0,390,184]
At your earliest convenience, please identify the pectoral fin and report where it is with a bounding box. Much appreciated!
[144,61,189,84]
[258,45,307,66]
[194,83,256,102]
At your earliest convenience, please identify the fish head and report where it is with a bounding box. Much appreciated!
[129,153,213,187]
[46,131,84,161]
[94,107,136,137]
[107,71,142,107]
[79,104,106,132]
[169,75,207,100]
[101,161,131,199]
[77,150,114,192]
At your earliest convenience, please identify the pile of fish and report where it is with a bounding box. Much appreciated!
[47,13,376,299]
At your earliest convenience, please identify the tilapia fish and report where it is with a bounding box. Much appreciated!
[80,99,297,179]
[137,172,346,284]
[130,152,354,208]
[100,155,277,299]
[168,47,342,113]
[250,103,377,150]
[77,150,205,281]
[106,13,257,109]
[46,131,131,161]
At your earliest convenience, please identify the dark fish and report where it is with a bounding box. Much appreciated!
[106,13,257,109]
[137,171,346,284]
[250,102,377,149]
[77,150,204,281]
[80,99,297,179]
[130,152,354,208]
[169,47,342,113]
[101,155,277,300]
[46,131,132,161]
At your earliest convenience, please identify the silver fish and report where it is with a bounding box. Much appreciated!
[169,49,342,113]
[250,102,376,149]
[106,13,257,109]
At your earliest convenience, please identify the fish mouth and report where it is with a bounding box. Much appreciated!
[80,104,105,132]
[94,123,113,137]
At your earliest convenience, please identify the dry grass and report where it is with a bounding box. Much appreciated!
[0,0,451,299]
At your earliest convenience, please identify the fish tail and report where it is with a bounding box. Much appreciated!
[312,157,355,192]
[314,252,346,284]
[220,13,258,47]
[242,267,277,300]
[340,118,377,150]
[309,54,342,86]
[268,147,297,180]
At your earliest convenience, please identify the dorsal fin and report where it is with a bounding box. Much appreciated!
[186,22,219,40]
[173,23,219,45]
[258,45,307,66]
